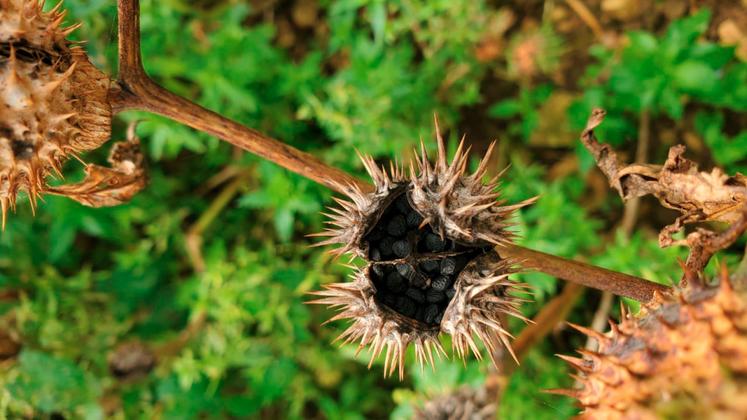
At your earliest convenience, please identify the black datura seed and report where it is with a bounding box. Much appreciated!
[392,240,411,258]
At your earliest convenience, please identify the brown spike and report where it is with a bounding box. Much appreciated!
[472,141,497,181]
[544,388,580,398]
[557,354,591,372]
[434,113,447,171]
[568,322,610,346]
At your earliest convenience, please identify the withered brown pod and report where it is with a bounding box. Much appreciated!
[0,0,112,225]
[557,269,747,419]
[310,119,536,378]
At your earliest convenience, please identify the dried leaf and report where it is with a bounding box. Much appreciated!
[47,136,147,207]
[581,109,747,273]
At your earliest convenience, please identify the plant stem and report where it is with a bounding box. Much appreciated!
[112,0,363,194]
[112,0,669,302]
[497,245,667,302]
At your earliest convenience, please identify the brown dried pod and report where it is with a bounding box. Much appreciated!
[556,269,747,419]
[414,385,497,420]
[310,119,535,378]
[0,0,112,225]
[314,118,535,259]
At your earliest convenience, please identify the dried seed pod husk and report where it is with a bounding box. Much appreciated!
[314,117,536,259]
[557,270,747,419]
[310,254,525,379]
[0,0,112,224]
[414,385,497,420]
[311,119,535,378]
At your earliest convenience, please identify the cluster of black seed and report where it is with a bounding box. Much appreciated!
[365,191,485,327]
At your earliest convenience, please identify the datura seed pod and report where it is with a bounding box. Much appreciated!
[0,0,112,225]
[310,119,536,378]
[414,385,496,420]
[557,269,747,419]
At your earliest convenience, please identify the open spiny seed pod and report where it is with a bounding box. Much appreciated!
[0,0,111,225]
[414,385,496,420]
[310,119,535,378]
[557,268,747,419]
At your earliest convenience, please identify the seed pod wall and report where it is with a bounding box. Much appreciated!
[310,120,536,378]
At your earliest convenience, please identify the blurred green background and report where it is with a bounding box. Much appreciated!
[1,0,746,418]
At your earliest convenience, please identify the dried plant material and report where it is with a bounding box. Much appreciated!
[556,268,747,419]
[474,8,515,63]
[0,0,112,224]
[415,386,497,420]
[310,119,535,378]
[581,109,747,272]
[108,341,156,381]
[0,328,20,361]
[47,133,147,207]
[507,23,564,81]
[316,117,536,259]
[718,18,747,61]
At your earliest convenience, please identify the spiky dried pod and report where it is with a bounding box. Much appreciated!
[0,0,111,223]
[310,119,534,378]
[414,386,497,420]
[558,271,747,419]
[315,118,535,258]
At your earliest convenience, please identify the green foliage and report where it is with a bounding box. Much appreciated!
[569,9,747,148]
[694,111,747,173]
[5,351,102,418]
[1,2,745,419]
[490,84,554,142]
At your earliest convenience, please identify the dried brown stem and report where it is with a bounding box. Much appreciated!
[564,0,605,40]
[112,0,667,302]
[112,0,363,194]
[497,245,668,302]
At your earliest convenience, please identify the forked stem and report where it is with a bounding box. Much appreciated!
[112,0,361,193]
[112,0,669,302]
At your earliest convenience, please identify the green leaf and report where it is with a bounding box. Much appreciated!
[627,31,658,54]
[489,99,521,117]
[7,350,100,414]
[673,60,717,93]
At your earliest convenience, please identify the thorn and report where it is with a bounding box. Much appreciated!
[556,354,590,372]
[544,388,579,398]
[42,61,77,96]
[49,1,65,15]
[567,322,609,344]
[434,113,447,171]
[473,141,496,180]
[61,22,82,37]
[49,112,78,125]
